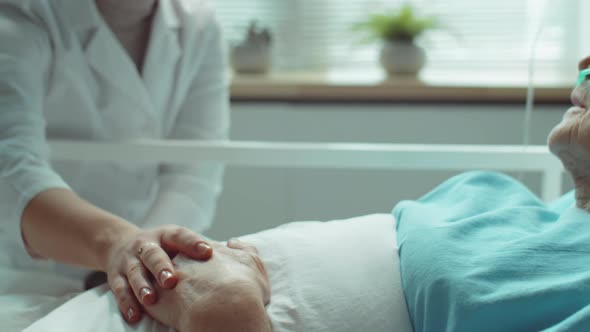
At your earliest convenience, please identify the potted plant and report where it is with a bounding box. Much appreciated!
[230,21,273,74]
[354,4,438,76]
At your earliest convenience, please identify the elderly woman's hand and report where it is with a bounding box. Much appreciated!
[103,224,213,324]
[142,239,272,332]
[548,56,590,209]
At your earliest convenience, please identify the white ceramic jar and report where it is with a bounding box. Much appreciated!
[380,40,426,76]
[230,43,272,74]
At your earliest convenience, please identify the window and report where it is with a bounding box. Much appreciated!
[213,0,579,84]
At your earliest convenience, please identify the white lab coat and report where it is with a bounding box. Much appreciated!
[0,0,229,276]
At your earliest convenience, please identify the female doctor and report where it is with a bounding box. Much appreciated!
[0,0,229,324]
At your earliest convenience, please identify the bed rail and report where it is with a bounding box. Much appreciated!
[49,140,565,202]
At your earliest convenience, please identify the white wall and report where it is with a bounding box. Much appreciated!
[204,102,571,240]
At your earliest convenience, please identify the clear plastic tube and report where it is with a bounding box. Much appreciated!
[519,0,554,181]
[523,0,554,148]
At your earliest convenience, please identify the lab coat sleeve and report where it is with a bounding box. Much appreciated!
[0,10,71,249]
[142,13,230,232]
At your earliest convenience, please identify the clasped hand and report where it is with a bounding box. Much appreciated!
[103,224,213,323]
[143,239,272,332]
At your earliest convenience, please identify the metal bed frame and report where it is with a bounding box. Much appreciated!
[49,140,565,202]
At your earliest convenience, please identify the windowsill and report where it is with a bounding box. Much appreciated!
[230,69,574,104]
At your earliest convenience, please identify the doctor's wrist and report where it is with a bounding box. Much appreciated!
[95,218,140,271]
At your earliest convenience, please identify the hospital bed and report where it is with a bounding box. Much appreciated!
[4,140,565,332]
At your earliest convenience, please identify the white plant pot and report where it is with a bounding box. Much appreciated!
[380,40,426,76]
[230,44,272,74]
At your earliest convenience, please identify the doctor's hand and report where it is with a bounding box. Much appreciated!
[103,224,213,324]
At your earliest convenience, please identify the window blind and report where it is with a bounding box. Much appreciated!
[213,0,579,81]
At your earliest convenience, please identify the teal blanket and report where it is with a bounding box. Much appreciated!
[393,171,590,332]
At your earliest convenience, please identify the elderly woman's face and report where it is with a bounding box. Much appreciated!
[547,56,590,179]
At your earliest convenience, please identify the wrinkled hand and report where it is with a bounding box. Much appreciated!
[143,239,272,332]
[104,225,213,323]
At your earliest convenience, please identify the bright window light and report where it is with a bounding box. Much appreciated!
[213,0,579,83]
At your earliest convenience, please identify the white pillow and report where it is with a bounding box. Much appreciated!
[244,213,413,332]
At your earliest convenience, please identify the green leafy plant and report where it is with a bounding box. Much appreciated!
[353,4,438,43]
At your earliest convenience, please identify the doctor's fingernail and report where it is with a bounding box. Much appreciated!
[196,242,212,255]
[127,307,136,320]
[159,270,173,285]
[140,288,152,303]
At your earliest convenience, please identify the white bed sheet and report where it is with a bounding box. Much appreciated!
[2,214,412,332]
